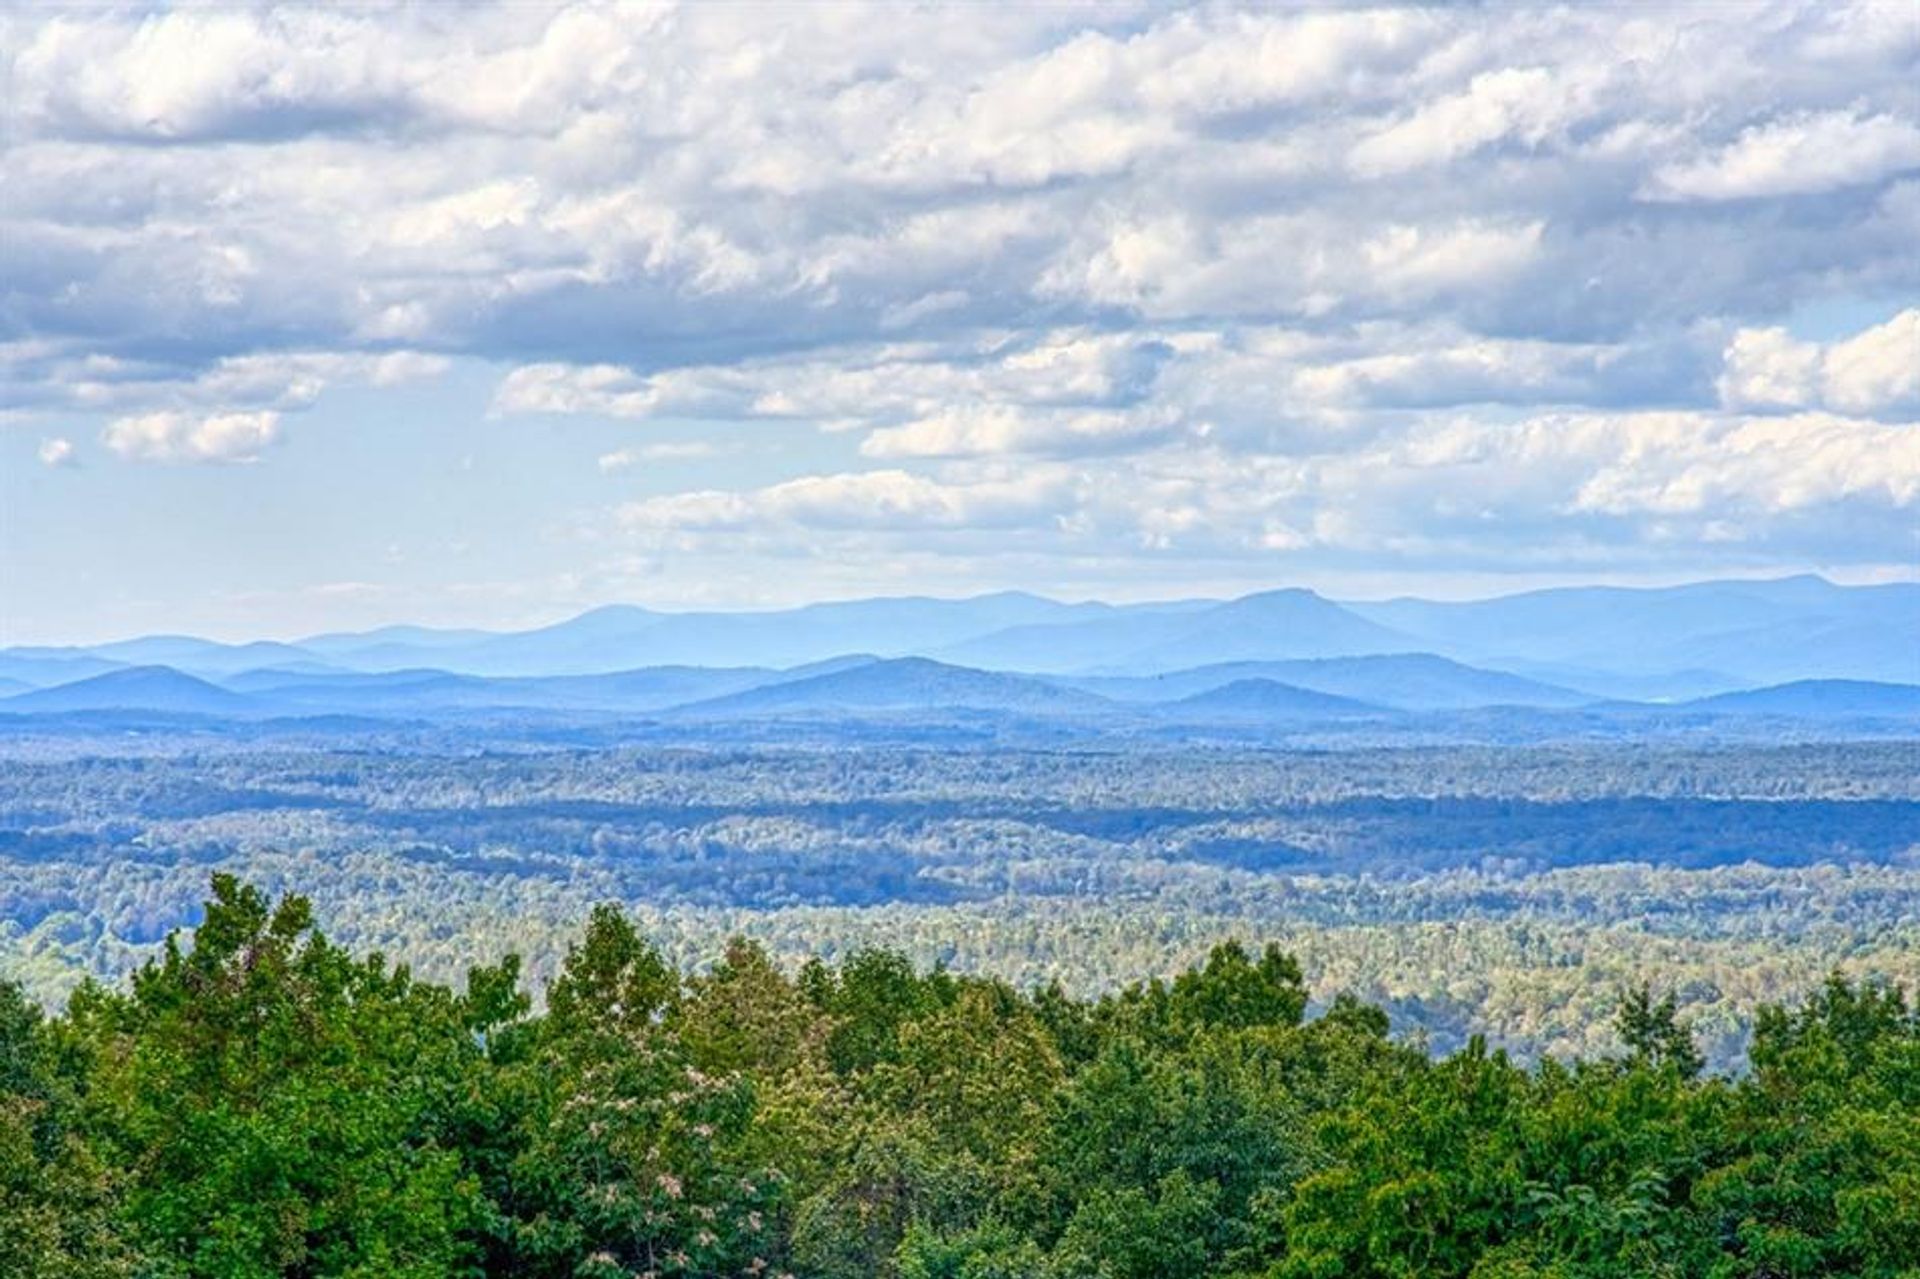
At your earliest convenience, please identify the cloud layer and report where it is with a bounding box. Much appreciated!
[102,410,282,464]
[4,0,1917,596]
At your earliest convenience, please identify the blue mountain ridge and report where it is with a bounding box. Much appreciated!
[4,576,1911,689]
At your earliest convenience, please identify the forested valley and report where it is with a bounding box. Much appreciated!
[4,738,1917,1273]
[4,742,1916,1068]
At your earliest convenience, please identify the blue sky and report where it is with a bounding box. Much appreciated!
[3,2,1917,643]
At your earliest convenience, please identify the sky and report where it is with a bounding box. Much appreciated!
[2,1,1917,644]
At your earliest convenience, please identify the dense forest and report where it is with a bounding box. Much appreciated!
[4,743,1916,1067]
[6,875,1917,1278]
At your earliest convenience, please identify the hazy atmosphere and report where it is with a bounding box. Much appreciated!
[4,6,1919,1277]
[4,1,1917,642]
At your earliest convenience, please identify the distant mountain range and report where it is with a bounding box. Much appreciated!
[1344,577,1918,686]
[1059,653,1590,711]
[934,588,1406,672]
[3,577,1915,740]
[3,659,1915,746]
[314,592,1139,677]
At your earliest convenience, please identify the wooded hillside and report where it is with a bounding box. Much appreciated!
[6,876,1915,1278]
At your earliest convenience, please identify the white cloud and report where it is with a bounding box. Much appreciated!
[1566,412,1920,516]
[4,0,1918,591]
[102,410,281,463]
[597,441,725,471]
[861,405,1186,459]
[607,407,1919,573]
[618,467,1077,536]
[495,319,1691,460]
[1349,67,1593,177]
[1646,110,1920,201]
[1716,328,1823,411]
[194,351,449,408]
[368,352,453,387]
[1286,335,1630,409]
[495,329,1181,434]
[11,9,414,142]
[1035,214,1549,321]
[1822,309,1920,416]
[1719,310,1920,417]
[36,436,75,467]
[496,363,659,418]
[3,343,450,419]
[8,0,1915,407]
[1361,220,1546,303]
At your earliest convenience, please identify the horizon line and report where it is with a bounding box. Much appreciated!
[6,568,1909,652]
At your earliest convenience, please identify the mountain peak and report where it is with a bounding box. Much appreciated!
[670,655,1112,718]
[4,665,254,714]
[1167,677,1384,718]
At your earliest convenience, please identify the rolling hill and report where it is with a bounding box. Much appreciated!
[5,577,1913,697]
[0,653,129,689]
[940,589,1412,673]
[81,636,324,676]
[318,593,1125,675]
[1677,680,1920,717]
[1161,679,1387,720]
[1062,653,1590,710]
[1349,577,1919,684]
[223,665,779,714]
[2,666,257,715]
[666,657,1118,719]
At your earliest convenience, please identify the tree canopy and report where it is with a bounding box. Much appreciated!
[4,878,1916,1278]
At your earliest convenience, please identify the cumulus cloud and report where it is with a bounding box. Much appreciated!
[606,406,1919,575]
[861,405,1186,459]
[191,351,449,408]
[9,1,1916,391]
[1719,310,1920,417]
[1564,412,1920,517]
[494,329,1191,451]
[102,410,281,463]
[494,319,1712,461]
[1646,110,1920,202]
[4,0,1918,588]
[597,442,726,471]
[11,9,414,143]
[4,342,449,460]
[1348,67,1597,177]
[37,437,76,467]
[618,467,1077,536]
[1821,310,1920,415]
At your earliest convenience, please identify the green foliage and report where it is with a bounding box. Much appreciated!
[479,905,779,1278]
[0,981,131,1278]
[1614,985,1705,1079]
[8,741,1916,1074]
[71,873,490,1278]
[1168,942,1308,1034]
[1694,974,1920,1278]
[1,878,1915,1278]
[896,1222,1047,1279]
[1052,1170,1222,1279]
[814,947,951,1075]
